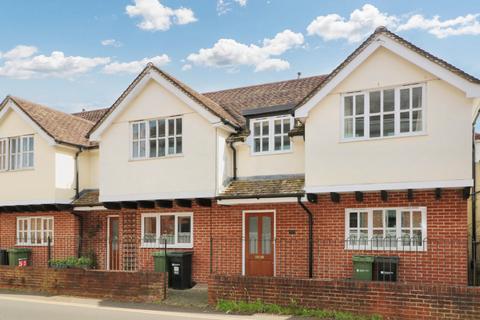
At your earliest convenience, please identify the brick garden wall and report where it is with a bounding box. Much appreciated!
[209,275,480,320]
[0,266,166,302]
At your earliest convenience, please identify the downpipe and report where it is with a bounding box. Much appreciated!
[297,196,313,278]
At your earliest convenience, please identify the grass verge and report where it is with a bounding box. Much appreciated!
[216,299,382,320]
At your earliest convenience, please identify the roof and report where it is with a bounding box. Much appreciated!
[73,108,109,123]
[295,26,480,110]
[219,176,305,199]
[1,96,97,148]
[204,75,328,126]
[88,63,241,136]
[72,190,100,206]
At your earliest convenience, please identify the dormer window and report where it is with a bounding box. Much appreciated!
[0,135,34,172]
[131,116,182,160]
[251,116,293,154]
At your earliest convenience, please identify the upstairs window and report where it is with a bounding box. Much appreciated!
[251,116,293,154]
[0,135,34,172]
[342,84,425,141]
[131,117,182,160]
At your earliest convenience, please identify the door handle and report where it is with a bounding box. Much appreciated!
[254,255,264,260]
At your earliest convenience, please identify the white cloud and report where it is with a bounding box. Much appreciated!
[0,47,110,79]
[126,0,197,31]
[0,45,38,60]
[186,29,303,72]
[306,4,398,42]
[217,0,247,15]
[103,55,170,74]
[398,13,480,38]
[101,39,123,47]
[181,64,192,71]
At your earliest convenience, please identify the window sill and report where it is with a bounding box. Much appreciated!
[1,167,35,173]
[129,154,184,162]
[140,244,193,249]
[16,243,51,247]
[340,131,427,143]
[344,246,426,252]
[251,149,293,157]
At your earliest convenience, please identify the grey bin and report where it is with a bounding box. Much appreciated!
[168,251,193,289]
[374,256,399,282]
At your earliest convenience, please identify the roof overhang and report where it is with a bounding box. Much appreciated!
[0,98,57,146]
[296,34,480,118]
[90,69,236,141]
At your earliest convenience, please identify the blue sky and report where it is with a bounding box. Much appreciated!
[0,0,479,113]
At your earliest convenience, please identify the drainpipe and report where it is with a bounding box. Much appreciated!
[74,147,84,199]
[297,196,313,278]
[471,107,480,286]
[229,142,237,180]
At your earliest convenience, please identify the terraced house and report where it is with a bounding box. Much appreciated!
[0,27,479,285]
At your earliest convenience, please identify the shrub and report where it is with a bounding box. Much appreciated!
[49,256,94,269]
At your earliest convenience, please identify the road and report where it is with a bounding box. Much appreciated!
[0,293,289,320]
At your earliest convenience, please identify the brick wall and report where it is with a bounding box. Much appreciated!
[209,275,480,320]
[77,188,468,285]
[0,266,166,302]
[0,211,79,267]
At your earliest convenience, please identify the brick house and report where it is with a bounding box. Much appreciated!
[0,27,479,286]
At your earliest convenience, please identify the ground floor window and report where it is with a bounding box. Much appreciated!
[345,207,426,251]
[16,216,53,246]
[141,212,193,248]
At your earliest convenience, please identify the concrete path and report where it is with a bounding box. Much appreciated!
[0,292,290,320]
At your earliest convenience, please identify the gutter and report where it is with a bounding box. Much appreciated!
[217,193,304,200]
[297,196,314,278]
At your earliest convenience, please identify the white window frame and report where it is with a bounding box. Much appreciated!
[16,216,54,246]
[140,212,193,249]
[130,116,183,160]
[0,138,7,171]
[341,83,426,142]
[344,207,427,251]
[0,135,34,172]
[250,115,294,155]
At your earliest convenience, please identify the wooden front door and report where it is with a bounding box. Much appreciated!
[245,212,274,276]
[108,216,120,270]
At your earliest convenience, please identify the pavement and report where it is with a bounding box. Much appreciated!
[0,291,292,320]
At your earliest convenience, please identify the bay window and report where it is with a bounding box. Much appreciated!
[17,217,53,246]
[251,116,293,154]
[141,213,193,248]
[345,207,426,251]
[131,117,182,160]
[342,84,425,140]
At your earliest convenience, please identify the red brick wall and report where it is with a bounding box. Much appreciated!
[0,266,165,302]
[209,275,480,320]
[78,188,467,285]
[0,211,79,267]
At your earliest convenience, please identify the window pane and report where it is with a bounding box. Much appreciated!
[400,112,410,133]
[254,138,261,152]
[139,141,146,157]
[262,121,269,135]
[176,137,182,154]
[412,230,422,246]
[160,215,175,244]
[176,118,182,135]
[143,217,157,243]
[274,120,282,134]
[283,135,290,150]
[400,89,410,110]
[249,216,258,254]
[158,138,166,157]
[253,122,260,136]
[412,111,422,132]
[373,210,383,228]
[274,136,281,151]
[349,212,358,228]
[355,95,364,115]
[412,87,422,109]
[149,120,157,138]
[168,119,175,136]
[386,210,396,228]
[283,119,290,132]
[132,124,139,139]
[369,91,380,113]
[370,115,380,137]
[262,137,269,151]
[355,117,364,137]
[401,211,410,228]
[412,211,422,228]
[383,89,395,112]
[262,216,272,254]
[158,120,166,137]
[139,122,146,139]
[344,119,353,138]
[132,141,139,158]
[177,216,191,244]
[168,137,175,154]
[383,114,395,136]
[149,139,157,158]
[344,96,353,116]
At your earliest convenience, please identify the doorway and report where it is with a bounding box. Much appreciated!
[107,216,120,270]
[243,210,275,276]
